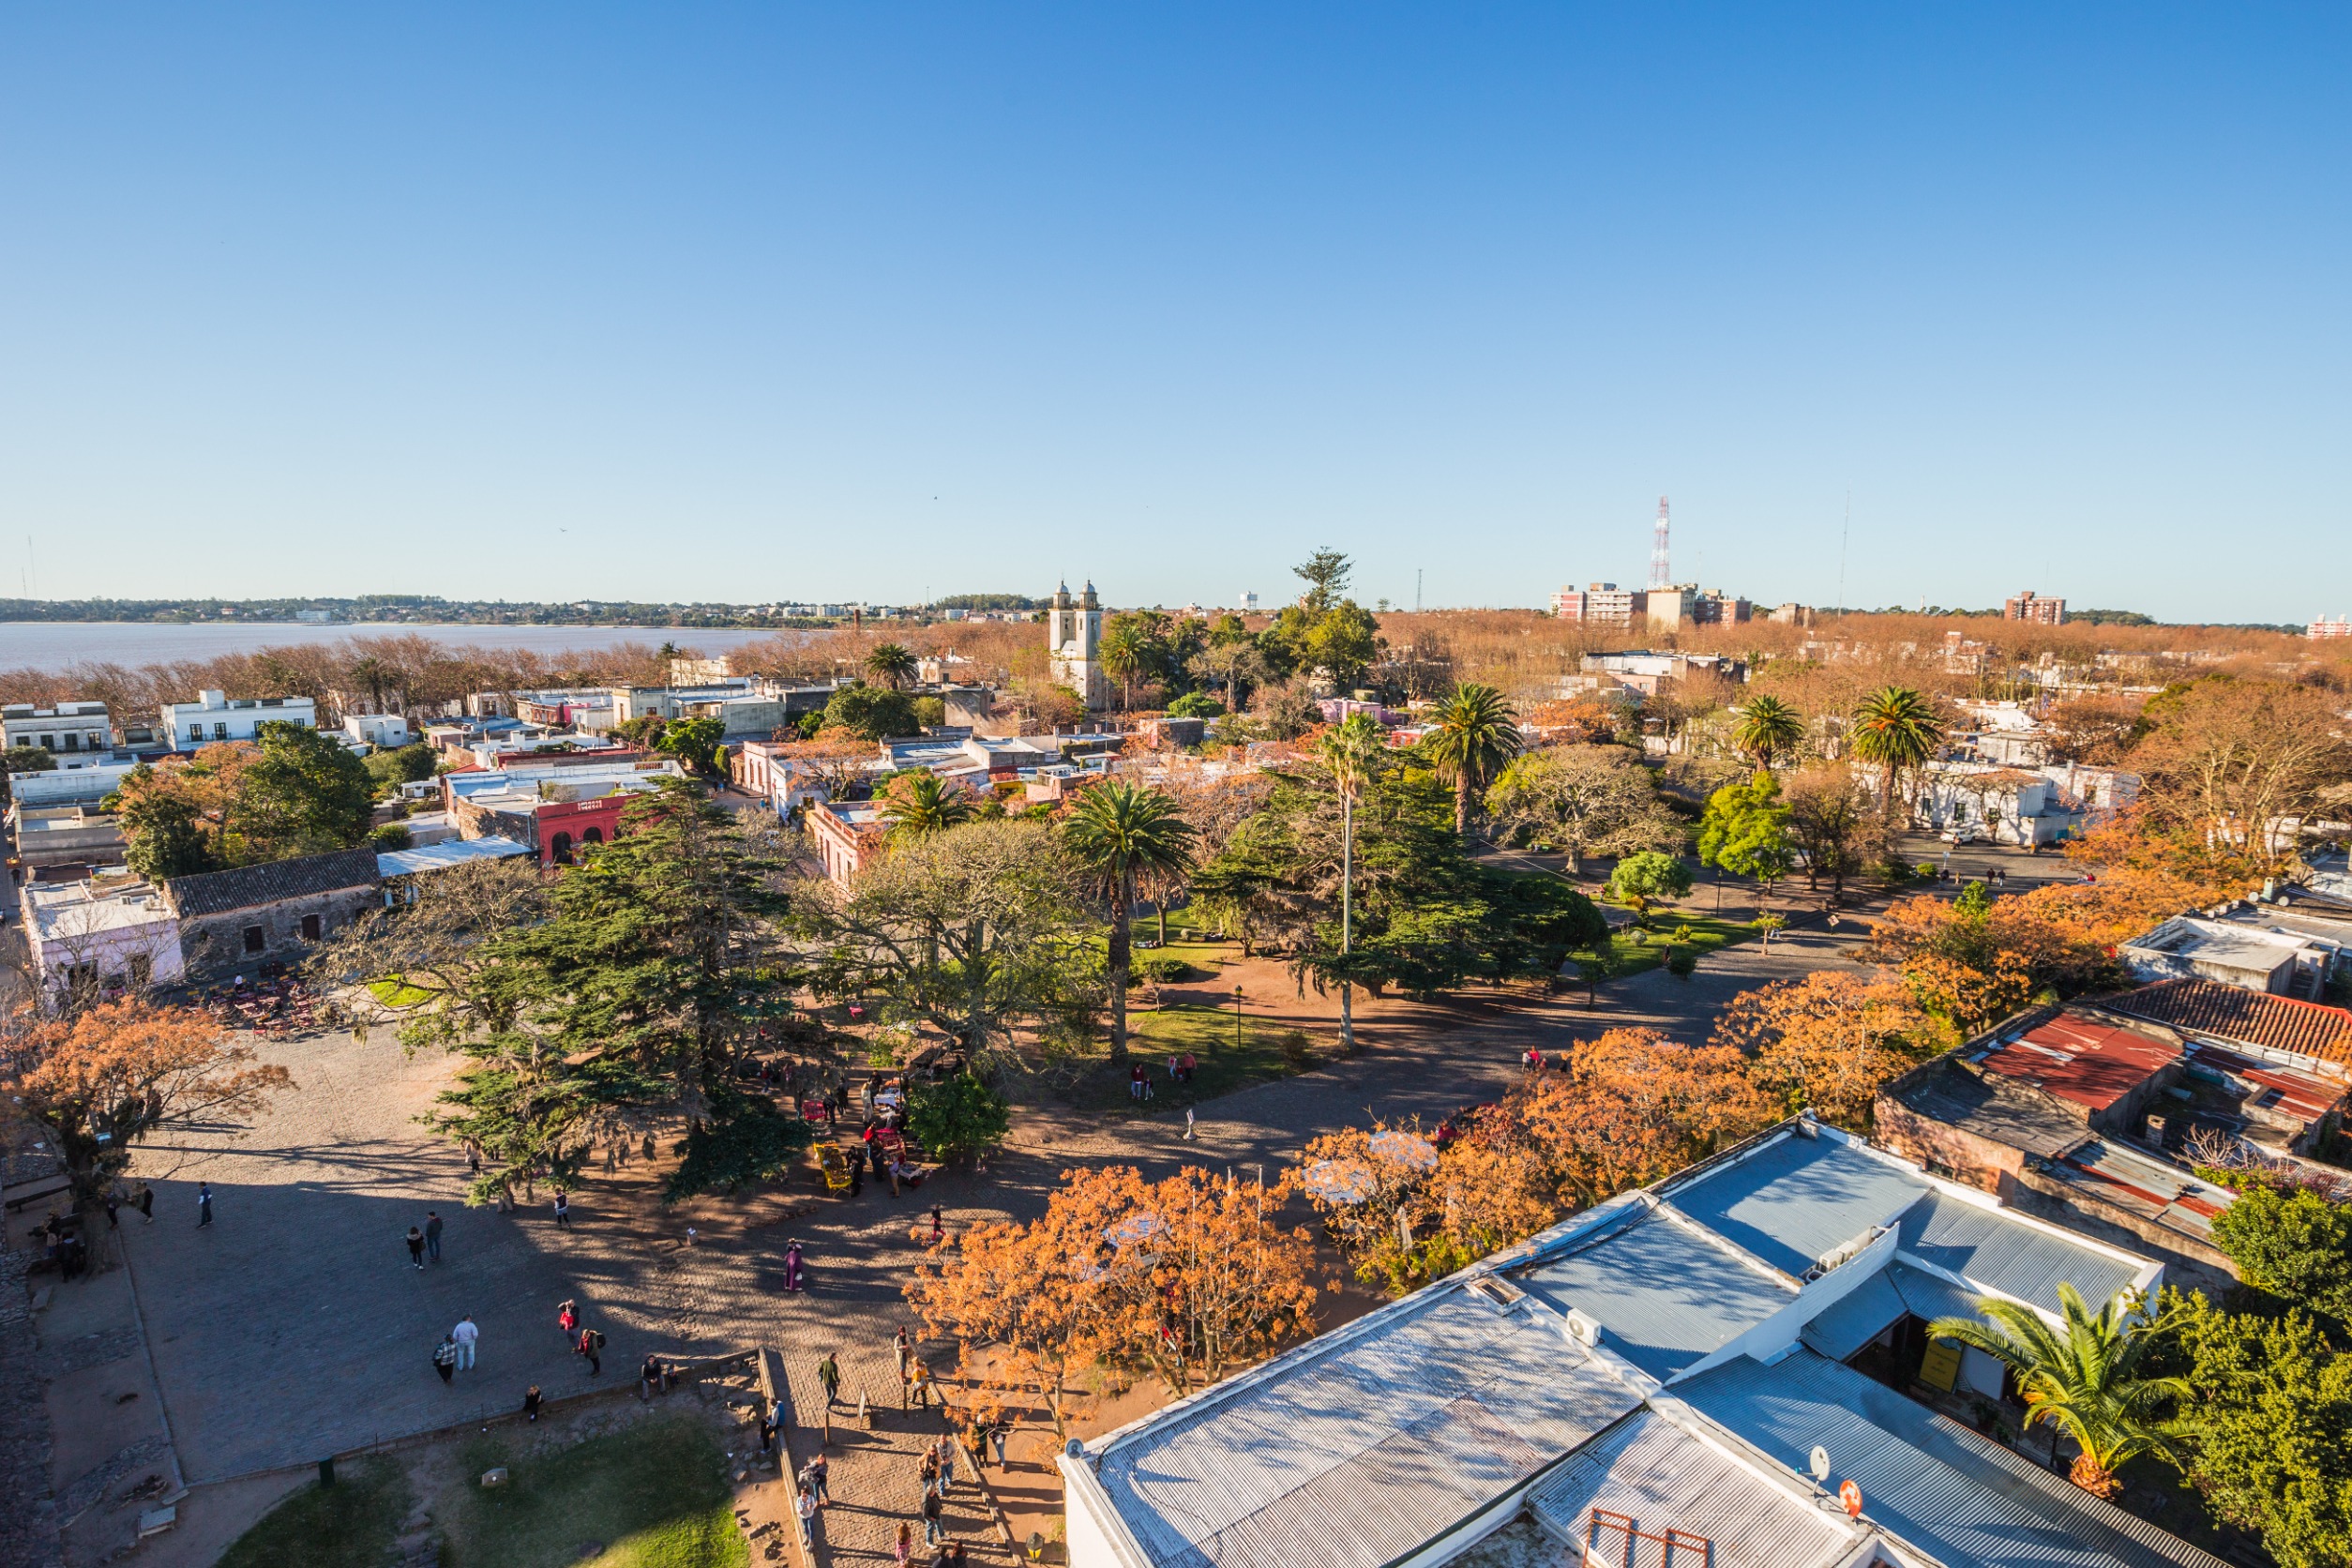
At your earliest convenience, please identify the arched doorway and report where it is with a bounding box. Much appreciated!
[550,832,574,866]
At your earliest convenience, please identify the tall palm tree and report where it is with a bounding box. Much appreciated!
[878,772,973,846]
[1426,684,1523,837]
[1063,781,1198,1064]
[864,642,918,691]
[1099,620,1150,712]
[1731,694,1805,771]
[1317,716,1385,1055]
[1928,1284,2187,1499]
[1848,686,1945,827]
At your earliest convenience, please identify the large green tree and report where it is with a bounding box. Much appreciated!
[1425,684,1523,836]
[1063,781,1198,1064]
[228,719,376,861]
[879,771,978,846]
[2209,1181,2352,1323]
[1697,775,1795,889]
[653,716,728,777]
[822,684,921,740]
[1485,746,1684,875]
[1731,694,1806,769]
[863,642,918,690]
[1292,547,1352,613]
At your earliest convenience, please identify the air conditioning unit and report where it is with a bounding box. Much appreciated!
[1562,1309,1605,1348]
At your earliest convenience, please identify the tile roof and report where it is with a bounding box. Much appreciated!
[1091,1280,1642,1568]
[2101,978,2352,1065]
[1524,1408,1867,1568]
[1974,1012,2180,1113]
[163,848,381,918]
[1682,1351,2230,1568]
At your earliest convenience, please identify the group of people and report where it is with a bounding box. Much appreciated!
[430,1315,481,1383]
[402,1210,446,1268]
[556,1299,607,1375]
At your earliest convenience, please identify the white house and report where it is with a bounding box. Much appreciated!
[162,690,317,750]
[342,713,414,748]
[22,876,185,1003]
[2,701,114,760]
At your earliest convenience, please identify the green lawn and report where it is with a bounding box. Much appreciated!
[1569,911,1761,980]
[218,1457,411,1568]
[1065,1003,1317,1114]
[445,1416,744,1568]
[368,975,434,1008]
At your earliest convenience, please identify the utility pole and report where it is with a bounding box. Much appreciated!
[1835,490,1849,618]
[1415,568,1423,613]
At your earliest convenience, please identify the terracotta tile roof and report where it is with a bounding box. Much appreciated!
[2103,978,2352,1066]
[1974,1011,2180,1113]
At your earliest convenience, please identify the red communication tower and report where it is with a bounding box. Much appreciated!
[1649,496,1672,589]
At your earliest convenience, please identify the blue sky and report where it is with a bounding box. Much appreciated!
[2,5,2345,620]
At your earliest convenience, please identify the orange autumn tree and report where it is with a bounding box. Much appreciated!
[909,1164,1319,1427]
[1711,972,1944,1127]
[0,998,291,1200]
[1510,1027,1775,1209]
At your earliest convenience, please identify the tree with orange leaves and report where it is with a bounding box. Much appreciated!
[1711,972,1944,1127]
[909,1163,1319,1426]
[0,999,291,1199]
[1510,1027,1775,1209]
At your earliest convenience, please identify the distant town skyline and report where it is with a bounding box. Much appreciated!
[3,7,2345,620]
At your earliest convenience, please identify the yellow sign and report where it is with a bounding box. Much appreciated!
[1919,1340,1961,1393]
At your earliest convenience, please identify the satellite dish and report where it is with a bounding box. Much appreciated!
[1810,1446,1832,1482]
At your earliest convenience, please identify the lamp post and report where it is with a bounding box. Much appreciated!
[1231,986,1244,1050]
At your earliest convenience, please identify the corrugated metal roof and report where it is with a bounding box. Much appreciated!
[1798,1269,1907,1362]
[376,836,532,877]
[1681,1351,2230,1568]
[1093,1282,1641,1568]
[1888,1262,1992,1325]
[1515,1208,1796,1382]
[2047,1142,2235,1244]
[1526,1408,1864,1568]
[1665,1130,1932,1277]
[1896,1190,2144,1312]
[1978,1013,2180,1113]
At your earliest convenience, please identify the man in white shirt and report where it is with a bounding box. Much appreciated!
[452,1315,480,1371]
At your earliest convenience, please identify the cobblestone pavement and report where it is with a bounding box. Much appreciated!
[117,925,1866,1497]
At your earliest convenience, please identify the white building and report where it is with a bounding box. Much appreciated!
[343,714,413,749]
[161,689,318,750]
[1237,591,1259,612]
[22,876,185,1003]
[3,701,114,759]
[1048,580,1109,710]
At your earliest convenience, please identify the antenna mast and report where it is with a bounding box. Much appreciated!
[1649,497,1672,590]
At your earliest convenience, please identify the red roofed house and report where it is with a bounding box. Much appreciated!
[2101,976,2352,1066]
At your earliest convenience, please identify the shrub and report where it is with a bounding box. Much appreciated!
[1131,953,1194,985]
[907,1073,1011,1164]
[1666,945,1697,978]
[1167,692,1227,719]
[369,822,414,851]
[1278,1030,1316,1069]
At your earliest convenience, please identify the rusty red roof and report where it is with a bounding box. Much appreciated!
[1973,1011,2180,1113]
[2102,978,2352,1066]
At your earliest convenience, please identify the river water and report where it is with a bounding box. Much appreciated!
[0,622,791,671]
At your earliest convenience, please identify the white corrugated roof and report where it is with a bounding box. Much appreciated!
[376,837,532,877]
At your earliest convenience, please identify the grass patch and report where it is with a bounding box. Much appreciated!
[219,1456,410,1568]
[445,1415,744,1568]
[1570,912,1758,980]
[1063,1004,1319,1114]
[368,975,434,1008]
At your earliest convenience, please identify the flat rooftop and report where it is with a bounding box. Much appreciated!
[1513,1205,1795,1382]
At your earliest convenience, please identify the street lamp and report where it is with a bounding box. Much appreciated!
[1231,986,1244,1049]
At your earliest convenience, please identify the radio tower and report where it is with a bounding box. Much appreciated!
[1648,496,1672,589]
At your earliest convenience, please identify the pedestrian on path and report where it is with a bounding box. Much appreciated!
[818,1351,841,1407]
[196,1182,213,1227]
[795,1485,817,1550]
[922,1487,944,1545]
[895,1522,913,1567]
[137,1184,153,1223]
[910,1361,933,1410]
[893,1326,912,1383]
[805,1451,829,1507]
[641,1355,665,1401]
[1183,1107,1196,1141]
[783,1241,806,1291]
[406,1227,427,1269]
[988,1419,1009,1469]
[433,1335,458,1385]
[521,1386,543,1422]
[935,1432,957,1493]
[919,1451,938,1504]
[558,1300,578,1339]
[425,1211,444,1262]
[928,1205,943,1244]
[577,1325,603,1376]
[453,1315,478,1370]
[103,1192,121,1228]
[553,1191,570,1229]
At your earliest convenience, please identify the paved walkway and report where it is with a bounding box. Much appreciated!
[113,923,1868,1493]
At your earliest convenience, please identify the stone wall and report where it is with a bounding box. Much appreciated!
[0,1251,62,1568]
[1870,1093,2024,1196]
[179,886,379,984]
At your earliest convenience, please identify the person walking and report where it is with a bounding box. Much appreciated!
[1183,1107,1196,1141]
[988,1418,1009,1469]
[934,1431,957,1494]
[794,1484,817,1551]
[782,1241,806,1291]
[521,1385,544,1422]
[433,1335,458,1385]
[405,1227,427,1270]
[196,1182,213,1228]
[921,1485,944,1545]
[424,1210,444,1262]
[552,1192,571,1229]
[928,1205,943,1244]
[452,1315,479,1371]
[817,1351,841,1407]
[805,1450,829,1507]
[910,1360,933,1410]
[103,1192,121,1228]
[894,1522,913,1568]
[577,1325,602,1376]
[893,1326,912,1384]
[558,1300,578,1339]
[137,1184,154,1223]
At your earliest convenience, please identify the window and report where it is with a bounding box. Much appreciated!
[301,912,323,942]
[242,925,266,954]
[550,832,574,866]
[214,722,229,740]
[38,734,54,750]
[63,732,80,751]
[189,725,204,742]
[128,954,152,988]
[581,826,604,845]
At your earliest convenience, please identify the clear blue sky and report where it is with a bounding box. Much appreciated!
[3,5,2345,620]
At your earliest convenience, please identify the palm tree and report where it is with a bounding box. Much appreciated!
[1317,716,1385,1055]
[1732,694,1805,771]
[1927,1283,2188,1499]
[1099,620,1150,712]
[878,772,973,846]
[864,642,918,691]
[1848,686,1945,827]
[348,656,393,716]
[1063,781,1197,1064]
[1426,684,1523,836]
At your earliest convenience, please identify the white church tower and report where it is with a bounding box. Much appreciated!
[1048,580,1108,711]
